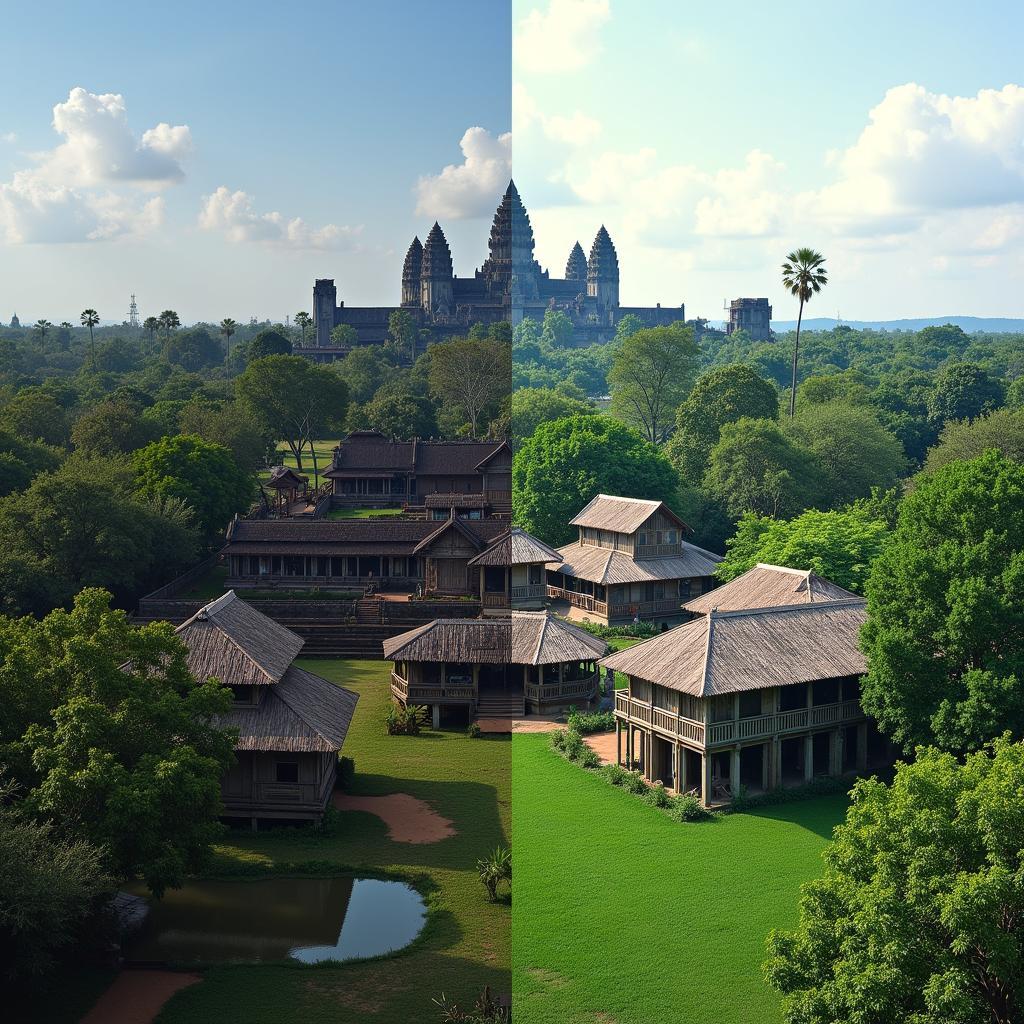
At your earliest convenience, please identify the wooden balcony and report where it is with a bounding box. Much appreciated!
[608,598,682,619]
[525,672,600,706]
[547,585,608,615]
[511,583,547,602]
[615,691,866,748]
[391,670,477,705]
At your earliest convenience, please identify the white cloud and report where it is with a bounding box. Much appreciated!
[514,0,610,74]
[414,127,512,219]
[0,132,15,144]
[0,87,189,243]
[198,186,360,249]
[514,83,602,147]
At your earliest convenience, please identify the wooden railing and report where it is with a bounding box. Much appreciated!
[608,598,682,618]
[391,671,477,704]
[525,673,599,705]
[482,593,510,608]
[635,543,685,558]
[511,584,547,601]
[614,692,865,747]
[547,586,608,615]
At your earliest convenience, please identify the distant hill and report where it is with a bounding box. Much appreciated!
[765,316,1024,334]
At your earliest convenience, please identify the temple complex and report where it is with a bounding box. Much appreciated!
[311,181,684,351]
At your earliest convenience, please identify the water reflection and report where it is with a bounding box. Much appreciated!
[124,877,426,965]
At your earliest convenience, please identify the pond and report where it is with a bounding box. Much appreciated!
[123,877,426,965]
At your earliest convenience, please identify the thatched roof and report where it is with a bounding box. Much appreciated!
[383,611,606,665]
[176,591,305,687]
[570,494,688,534]
[600,599,867,696]
[468,527,564,568]
[684,563,858,615]
[266,465,308,489]
[554,540,721,585]
[412,516,487,554]
[423,492,489,509]
[326,432,508,477]
[223,665,358,753]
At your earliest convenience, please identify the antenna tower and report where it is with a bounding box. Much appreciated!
[128,294,139,329]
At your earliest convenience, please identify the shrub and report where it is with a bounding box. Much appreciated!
[670,793,710,822]
[550,728,568,752]
[385,703,428,736]
[566,708,616,735]
[578,747,600,770]
[476,846,512,902]
[337,755,355,791]
[644,782,672,808]
[602,762,630,786]
[434,985,509,1022]
[624,771,648,796]
[571,618,659,641]
[466,721,482,739]
[562,729,587,761]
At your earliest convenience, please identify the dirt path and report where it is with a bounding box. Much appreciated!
[585,730,617,765]
[80,970,201,1024]
[332,792,455,843]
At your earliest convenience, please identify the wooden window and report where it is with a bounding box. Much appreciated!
[528,564,542,585]
[275,761,299,784]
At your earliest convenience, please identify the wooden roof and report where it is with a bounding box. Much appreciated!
[570,494,689,534]
[600,599,867,696]
[222,664,359,753]
[468,527,564,568]
[266,465,308,489]
[176,591,305,686]
[412,516,488,554]
[383,611,606,665]
[423,492,489,508]
[554,540,721,585]
[326,432,507,477]
[684,563,858,615]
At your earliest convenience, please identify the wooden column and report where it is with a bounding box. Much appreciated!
[616,719,622,767]
[761,742,770,792]
[701,753,712,808]
[731,746,741,794]
[803,734,814,782]
[830,728,843,776]
[432,704,440,729]
[856,722,868,770]
[771,735,782,789]
[626,725,633,770]
[678,743,688,793]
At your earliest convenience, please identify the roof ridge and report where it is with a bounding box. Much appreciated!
[700,613,715,697]
[530,614,547,665]
[755,562,812,576]
[274,666,357,741]
[712,597,866,619]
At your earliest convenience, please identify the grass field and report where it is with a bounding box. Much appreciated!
[511,733,847,1024]
[327,507,406,520]
[143,658,511,1023]
[263,440,340,488]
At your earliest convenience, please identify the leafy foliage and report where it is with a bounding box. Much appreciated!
[476,846,512,902]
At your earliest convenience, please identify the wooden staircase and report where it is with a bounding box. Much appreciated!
[476,692,526,718]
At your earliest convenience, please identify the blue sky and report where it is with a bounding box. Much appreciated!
[514,0,1024,320]
[0,0,511,323]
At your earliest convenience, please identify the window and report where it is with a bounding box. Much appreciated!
[275,761,299,784]
[666,529,677,544]
[528,564,542,585]
[738,691,762,718]
[637,531,647,546]
[229,685,253,705]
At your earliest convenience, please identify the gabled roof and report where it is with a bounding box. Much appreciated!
[326,433,506,477]
[266,465,308,489]
[683,563,858,615]
[474,441,512,470]
[468,527,564,568]
[570,494,689,535]
[223,664,359,753]
[412,516,487,554]
[176,591,305,686]
[600,599,867,696]
[383,611,606,666]
[554,540,721,585]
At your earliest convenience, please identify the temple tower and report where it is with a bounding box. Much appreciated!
[565,241,587,284]
[587,225,620,310]
[401,236,423,307]
[480,180,539,302]
[312,279,337,347]
[420,222,454,315]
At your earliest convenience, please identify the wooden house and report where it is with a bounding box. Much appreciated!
[682,562,857,617]
[602,596,890,807]
[264,465,309,515]
[383,611,607,722]
[547,494,722,628]
[176,591,358,827]
[468,527,564,613]
[324,431,512,516]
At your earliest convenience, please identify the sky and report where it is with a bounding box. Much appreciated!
[513,0,1024,321]
[4,1,1024,326]
[0,0,511,324]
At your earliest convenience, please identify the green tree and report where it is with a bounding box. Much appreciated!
[780,248,828,417]
[357,381,438,440]
[1007,376,1024,409]
[428,337,510,439]
[608,322,699,443]
[928,361,1006,426]
[235,355,349,471]
[0,782,112,981]
[333,345,394,405]
[143,316,160,343]
[513,414,679,545]
[510,385,593,447]
[293,311,312,346]
[718,503,890,592]
[33,319,52,346]
[330,323,358,347]
[922,408,1024,475]
[797,369,872,407]
[219,317,238,350]
[247,328,292,361]
[540,308,574,349]
[765,738,1024,1024]
[163,326,224,371]
[158,309,181,344]
[860,450,1024,752]
[666,364,779,482]
[79,308,100,370]
[178,399,277,473]
[784,401,906,508]
[0,590,235,895]
[71,399,160,455]
[133,434,254,542]
[704,417,823,519]
[56,321,73,350]
[388,309,418,362]
[0,388,69,447]
[613,313,643,344]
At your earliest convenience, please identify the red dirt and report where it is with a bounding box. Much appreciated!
[332,791,455,843]
[585,730,617,765]
[80,970,201,1024]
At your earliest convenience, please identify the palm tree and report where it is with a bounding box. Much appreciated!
[34,319,52,345]
[80,308,100,370]
[294,311,311,346]
[58,321,73,351]
[143,316,160,344]
[219,317,238,349]
[158,309,181,344]
[781,248,828,417]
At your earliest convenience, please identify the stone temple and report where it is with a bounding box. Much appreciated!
[312,180,683,351]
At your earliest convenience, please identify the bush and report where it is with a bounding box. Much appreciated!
[578,747,600,769]
[602,762,630,786]
[670,793,710,822]
[476,846,512,902]
[466,722,482,739]
[337,755,355,791]
[385,703,429,736]
[644,782,672,808]
[571,619,659,641]
[434,985,509,1022]
[566,708,616,735]
[624,770,648,796]
[550,728,568,752]
[562,729,587,761]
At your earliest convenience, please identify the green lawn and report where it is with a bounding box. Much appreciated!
[262,439,339,488]
[511,733,847,1024]
[606,636,642,689]
[146,658,510,1023]
[328,507,406,520]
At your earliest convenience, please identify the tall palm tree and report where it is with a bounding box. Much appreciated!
[80,308,100,370]
[294,311,311,346]
[158,309,181,344]
[143,316,160,344]
[219,317,238,349]
[34,319,52,345]
[58,321,73,351]
[781,248,828,417]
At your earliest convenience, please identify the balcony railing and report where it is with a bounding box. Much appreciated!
[391,670,477,704]
[525,672,599,705]
[482,592,510,608]
[511,584,547,601]
[547,586,608,615]
[608,598,682,618]
[615,691,866,748]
